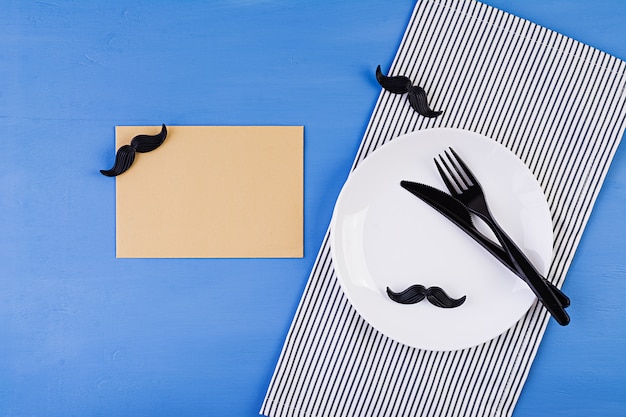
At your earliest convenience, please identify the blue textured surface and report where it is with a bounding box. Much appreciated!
[1,1,625,416]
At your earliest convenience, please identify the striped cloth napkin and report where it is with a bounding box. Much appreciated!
[261,1,626,416]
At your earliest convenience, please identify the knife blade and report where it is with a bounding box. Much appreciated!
[399,180,569,308]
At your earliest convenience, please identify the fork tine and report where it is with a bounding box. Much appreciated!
[443,149,472,189]
[439,151,467,191]
[448,147,477,186]
[434,157,459,194]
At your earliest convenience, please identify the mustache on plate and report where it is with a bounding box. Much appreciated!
[375,65,443,118]
[100,124,168,177]
[386,284,466,308]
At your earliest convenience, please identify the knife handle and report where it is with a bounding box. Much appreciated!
[468,227,570,308]
[486,220,570,325]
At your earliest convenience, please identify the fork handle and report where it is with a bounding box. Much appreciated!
[463,223,570,308]
[480,215,570,326]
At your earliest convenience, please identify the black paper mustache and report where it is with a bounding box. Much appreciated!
[100,124,168,177]
[386,285,466,308]
[376,65,443,118]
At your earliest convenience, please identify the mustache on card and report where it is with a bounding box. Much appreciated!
[376,65,443,118]
[386,284,466,308]
[100,124,168,177]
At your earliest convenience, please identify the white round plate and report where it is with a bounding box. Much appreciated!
[330,128,553,351]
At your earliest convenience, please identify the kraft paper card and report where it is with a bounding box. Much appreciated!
[114,125,303,258]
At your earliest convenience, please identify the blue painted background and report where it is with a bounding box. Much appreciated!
[1,1,624,416]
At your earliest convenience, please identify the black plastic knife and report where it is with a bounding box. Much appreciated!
[400,180,570,309]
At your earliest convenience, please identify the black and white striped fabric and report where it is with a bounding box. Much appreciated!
[261,0,626,416]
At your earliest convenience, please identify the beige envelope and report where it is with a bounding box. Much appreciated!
[114,125,303,258]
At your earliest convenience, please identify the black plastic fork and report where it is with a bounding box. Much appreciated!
[435,147,570,326]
